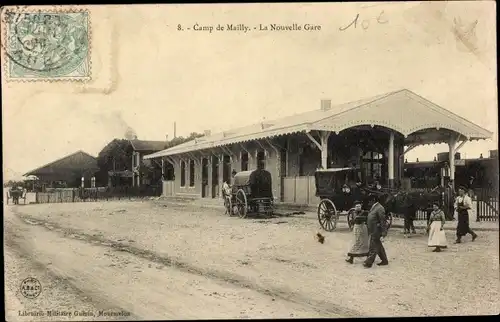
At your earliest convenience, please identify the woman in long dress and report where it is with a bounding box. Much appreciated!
[454,186,478,243]
[427,202,448,252]
[346,201,369,263]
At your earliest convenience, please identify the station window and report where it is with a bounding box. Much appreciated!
[164,162,175,181]
[241,152,249,171]
[362,151,384,181]
[180,161,186,186]
[189,160,195,187]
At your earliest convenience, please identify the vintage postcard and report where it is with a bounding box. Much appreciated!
[2,2,498,320]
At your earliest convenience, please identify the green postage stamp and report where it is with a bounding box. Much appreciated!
[2,8,91,81]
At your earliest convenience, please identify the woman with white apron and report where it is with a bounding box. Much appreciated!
[427,202,447,252]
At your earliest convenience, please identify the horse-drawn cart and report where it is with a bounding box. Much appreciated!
[314,168,393,232]
[223,169,274,218]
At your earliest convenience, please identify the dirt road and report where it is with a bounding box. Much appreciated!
[4,201,499,319]
[4,206,336,320]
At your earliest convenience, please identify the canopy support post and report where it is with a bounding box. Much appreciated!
[305,131,322,150]
[320,131,330,169]
[265,139,280,154]
[388,131,395,188]
[448,136,458,183]
[221,146,235,163]
[239,144,252,162]
[455,140,467,154]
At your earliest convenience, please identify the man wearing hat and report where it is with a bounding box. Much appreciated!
[345,200,369,264]
[363,194,389,268]
[454,186,477,243]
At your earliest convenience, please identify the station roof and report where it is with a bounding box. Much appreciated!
[23,150,99,177]
[145,89,493,159]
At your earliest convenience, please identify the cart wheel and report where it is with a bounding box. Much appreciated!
[236,189,248,219]
[346,208,356,231]
[224,196,232,216]
[385,212,393,230]
[318,199,338,232]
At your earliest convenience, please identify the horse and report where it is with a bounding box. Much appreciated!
[382,186,446,232]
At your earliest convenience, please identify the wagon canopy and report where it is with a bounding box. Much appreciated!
[314,167,357,196]
[233,169,273,199]
[233,171,255,186]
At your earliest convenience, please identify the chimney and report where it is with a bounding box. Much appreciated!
[321,99,331,111]
[173,122,177,138]
[204,130,211,136]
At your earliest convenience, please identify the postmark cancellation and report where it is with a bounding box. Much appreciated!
[1,7,91,81]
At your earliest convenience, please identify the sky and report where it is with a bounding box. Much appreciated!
[2,2,498,181]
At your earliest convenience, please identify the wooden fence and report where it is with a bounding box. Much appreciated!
[34,186,161,204]
[162,180,175,197]
[475,188,499,222]
[282,176,319,205]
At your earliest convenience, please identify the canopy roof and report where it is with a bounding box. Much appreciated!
[145,89,493,159]
[24,150,99,177]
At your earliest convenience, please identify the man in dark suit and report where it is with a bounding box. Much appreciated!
[364,194,389,268]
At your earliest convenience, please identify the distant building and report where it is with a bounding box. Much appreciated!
[23,150,99,191]
[99,139,166,188]
[130,139,166,187]
[404,150,498,190]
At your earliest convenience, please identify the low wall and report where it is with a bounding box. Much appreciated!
[162,180,175,197]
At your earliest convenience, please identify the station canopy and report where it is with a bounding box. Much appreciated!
[145,89,493,159]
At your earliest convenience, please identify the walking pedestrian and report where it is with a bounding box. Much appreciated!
[454,186,478,244]
[427,202,448,252]
[345,201,369,264]
[363,194,389,268]
[403,203,417,237]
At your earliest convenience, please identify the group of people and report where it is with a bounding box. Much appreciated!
[345,195,389,268]
[345,186,479,266]
[426,185,478,247]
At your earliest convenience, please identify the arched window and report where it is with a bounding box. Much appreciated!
[189,160,195,187]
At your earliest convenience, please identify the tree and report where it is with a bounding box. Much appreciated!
[164,132,204,149]
[95,139,133,186]
[3,180,25,188]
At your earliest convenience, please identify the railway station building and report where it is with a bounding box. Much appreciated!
[144,89,493,205]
